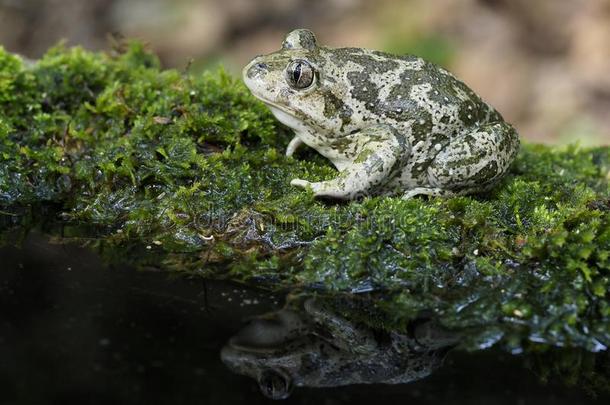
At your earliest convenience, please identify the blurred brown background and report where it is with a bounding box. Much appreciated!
[1,0,609,145]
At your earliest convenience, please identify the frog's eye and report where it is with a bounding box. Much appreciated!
[258,369,293,400]
[286,60,315,90]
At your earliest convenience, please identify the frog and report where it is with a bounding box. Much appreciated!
[221,296,457,400]
[243,29,520,200]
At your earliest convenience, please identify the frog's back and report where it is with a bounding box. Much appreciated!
[321,47,508,191]
[322,47,501,142]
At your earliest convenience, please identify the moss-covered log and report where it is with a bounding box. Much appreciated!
[1,44,609,354]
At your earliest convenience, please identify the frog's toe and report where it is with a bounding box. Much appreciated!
[290,178,311,189]
[294,180,328,196]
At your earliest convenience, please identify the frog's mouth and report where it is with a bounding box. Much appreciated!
[250,93,296,118]
[248,91,321,134]
[253,95,293,117]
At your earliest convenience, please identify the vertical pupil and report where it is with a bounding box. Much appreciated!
[293,63,302,84]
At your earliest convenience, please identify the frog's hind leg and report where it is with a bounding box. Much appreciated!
[426,121,519,195]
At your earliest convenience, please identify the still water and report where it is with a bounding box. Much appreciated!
[0,233,608,404]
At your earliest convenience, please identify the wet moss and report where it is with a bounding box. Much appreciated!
[0,44,609,354]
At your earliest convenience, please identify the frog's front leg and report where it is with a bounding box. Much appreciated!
[291,125,410,200]
[285,135,304,157]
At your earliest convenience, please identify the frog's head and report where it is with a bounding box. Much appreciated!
[243,29,351,137]
[220,308,311,400]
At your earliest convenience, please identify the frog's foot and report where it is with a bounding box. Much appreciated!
[427,121,519,193]
[402,187,455,200]
[290,177,358,200]
[403,186,495,200]
[286,136,304,157]
[290,125,410,200]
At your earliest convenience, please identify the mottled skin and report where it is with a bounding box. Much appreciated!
[243,29,520,200]
[221,297,456,399]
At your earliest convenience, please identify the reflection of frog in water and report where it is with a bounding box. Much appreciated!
[221,296,457,399]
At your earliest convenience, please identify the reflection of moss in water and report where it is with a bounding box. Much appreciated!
[303,292,610,396]
[1,45,609,358]
[524,347,610,397]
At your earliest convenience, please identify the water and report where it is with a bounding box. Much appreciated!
[1,233,608,404]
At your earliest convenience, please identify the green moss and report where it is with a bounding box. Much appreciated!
[0,44,609,356]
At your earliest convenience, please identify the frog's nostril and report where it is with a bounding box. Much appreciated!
[255,62,268,70]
